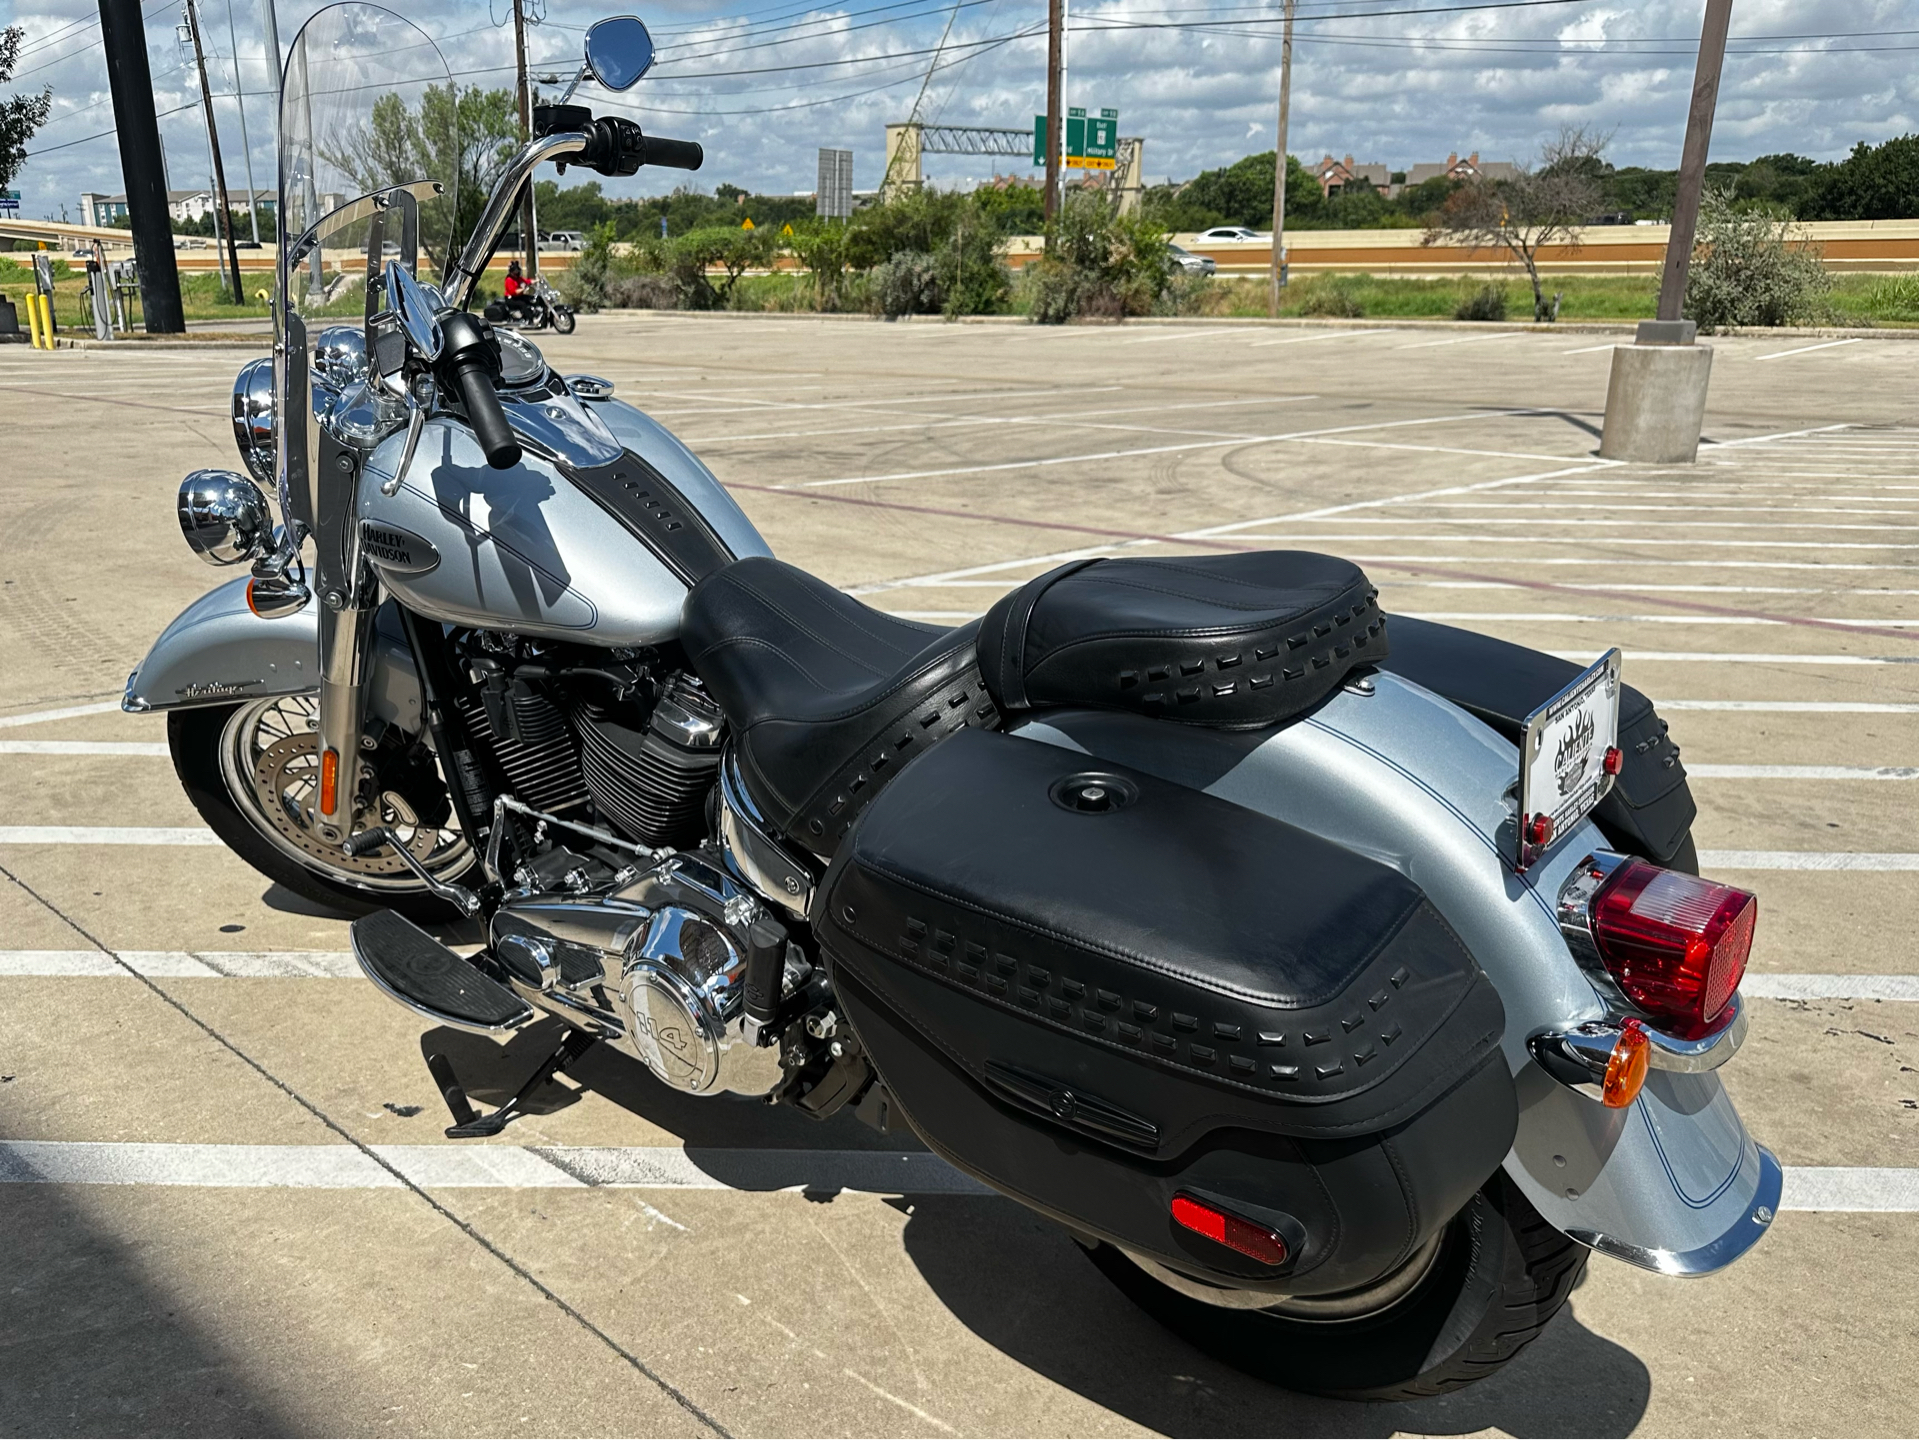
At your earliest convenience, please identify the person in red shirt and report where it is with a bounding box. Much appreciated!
[502,260,528,321]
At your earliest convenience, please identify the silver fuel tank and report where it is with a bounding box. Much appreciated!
[354,386,770,646]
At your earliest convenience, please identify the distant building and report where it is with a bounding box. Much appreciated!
[1405,152,1519,187]
[79,188,281,228]
[1313,154,1390,197]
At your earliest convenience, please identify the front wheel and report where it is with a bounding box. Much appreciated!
[1084,1173,1586,1401]
[551,305,577,335]
[169,695,477,921]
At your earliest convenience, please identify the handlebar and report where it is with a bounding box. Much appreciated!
[438,312,522,470]
[637,134,703,172]
[576,116,703,177]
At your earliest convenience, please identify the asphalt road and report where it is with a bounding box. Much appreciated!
[1,316,1915,1437]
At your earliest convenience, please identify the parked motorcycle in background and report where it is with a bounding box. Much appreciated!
[129,3,1780,1402]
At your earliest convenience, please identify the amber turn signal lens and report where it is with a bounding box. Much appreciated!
[1601,1019,1650,1108]
[319,747,340,817]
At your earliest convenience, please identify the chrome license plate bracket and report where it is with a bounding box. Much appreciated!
[1516,648,1622,872]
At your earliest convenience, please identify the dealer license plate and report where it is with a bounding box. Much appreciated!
[1516,648,1622,871]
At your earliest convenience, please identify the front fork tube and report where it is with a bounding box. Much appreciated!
[314,600,375,846]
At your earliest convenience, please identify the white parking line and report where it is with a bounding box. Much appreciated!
[0,700,124,728]
[0,741,169,756]
[1396,332,1523,350]
[1553,652,1919,666]
[0,951,358,978]
[1743,975,1919,1001]
[1684,765,1919,780]
[0,826,219,845]
[1699,851,1919,871]
[0,1141,994,1195]
[1404,612,1919,628]
[1755,338,1865,362]
[1247,330,1373,347]
[0,1140,1907,1209]
[1563,343,1618,355]
[1660,702,1919,718]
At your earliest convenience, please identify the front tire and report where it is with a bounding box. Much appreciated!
[1085,1173,1586,1401]
[552,306,577,334]
[169,696,477,921]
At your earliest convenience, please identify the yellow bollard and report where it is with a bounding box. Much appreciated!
[35,293,55,348]
[24,292,44,348]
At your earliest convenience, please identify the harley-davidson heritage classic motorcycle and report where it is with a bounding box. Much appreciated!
[484,273,576,335]
[130,5,1779,1400]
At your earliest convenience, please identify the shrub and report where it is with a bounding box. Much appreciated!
[1684,186,1831,329]
[558,221,618,312]
[603,272,677,309]
[634,224,779,310]
[1025,191,1173,323]
[1295,279,1365,318]
[872,250,942,317]
[1454,283,1508,321]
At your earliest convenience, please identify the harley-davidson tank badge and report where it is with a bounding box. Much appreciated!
[360,522,441,576]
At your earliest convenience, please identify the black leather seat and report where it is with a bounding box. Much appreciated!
[681,558,998,857]
[977,552,1386,729]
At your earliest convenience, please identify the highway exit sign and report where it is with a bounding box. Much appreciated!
[1033,108,1118,170]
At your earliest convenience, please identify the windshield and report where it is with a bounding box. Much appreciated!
[278,3,459,314]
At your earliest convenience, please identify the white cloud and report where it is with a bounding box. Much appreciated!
[5,0,1918,218]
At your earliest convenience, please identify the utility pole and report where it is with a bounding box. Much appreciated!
[97,0,185,331]
[1268,0,1296,317]
[513,0,538,278]
[184,0,245,303]
[223,0,260,245]
[1043,0,1062,236]
[1656,0,1733,323]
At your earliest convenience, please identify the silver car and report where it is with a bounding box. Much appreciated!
[1168,243,1216,276]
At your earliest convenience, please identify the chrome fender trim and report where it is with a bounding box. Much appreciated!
[1568,1143,1782,1277]
[123,576,423,733]
[1530,992,1749,1101]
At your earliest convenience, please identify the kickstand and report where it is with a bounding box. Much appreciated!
[426,1029,598,1139]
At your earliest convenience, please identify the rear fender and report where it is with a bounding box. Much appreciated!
[123,577,423,733]
[1013,673,1778,1277]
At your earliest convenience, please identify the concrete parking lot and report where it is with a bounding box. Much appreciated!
[1,315,1915,1437]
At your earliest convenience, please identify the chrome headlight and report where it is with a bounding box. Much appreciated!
[178,469,272,567]
[312,324,369,391]
[230,356,275,485]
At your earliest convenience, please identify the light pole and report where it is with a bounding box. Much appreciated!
[1268,0,1296,316]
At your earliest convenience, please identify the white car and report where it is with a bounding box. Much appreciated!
[539,230,585,251]
[1193,225,1266,243]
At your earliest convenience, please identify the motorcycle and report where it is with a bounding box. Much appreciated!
[484,273,576,334]
[129,4,1779,1401]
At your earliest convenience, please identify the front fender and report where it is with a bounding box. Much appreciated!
[1013,675,1777,1278]
[123,577,423,733]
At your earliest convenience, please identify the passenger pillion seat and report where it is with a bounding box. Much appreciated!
[679,557,999,858]
[681,551,1385,859]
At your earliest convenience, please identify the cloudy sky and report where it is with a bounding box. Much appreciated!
[4,0,1917,219]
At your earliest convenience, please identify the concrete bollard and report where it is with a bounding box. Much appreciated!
[1599,320,1713,464]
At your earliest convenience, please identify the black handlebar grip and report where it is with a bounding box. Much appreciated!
[642,135,703,171]
[451,355,522,469]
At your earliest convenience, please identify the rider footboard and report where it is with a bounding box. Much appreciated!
[815,729,1517,1299]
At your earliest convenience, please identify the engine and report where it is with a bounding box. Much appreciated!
[490,852,797,1097]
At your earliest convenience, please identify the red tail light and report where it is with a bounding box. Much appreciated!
[1591,859,1756,1039]
[1170,1194,1290,1266]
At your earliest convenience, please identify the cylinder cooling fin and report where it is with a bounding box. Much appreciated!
[454,684,591,817]
[573,677,724,849]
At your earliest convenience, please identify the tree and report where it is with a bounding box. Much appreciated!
[0,26,52,192]
[636,224,778,309]
[1425,126,1609,322]
[1805,135,1919,221]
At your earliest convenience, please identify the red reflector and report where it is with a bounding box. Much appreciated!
[319,748,340,817]
[1170,1194,1289,1267]
[1603,745,1623,776]
[1526,813,1555,847]
[1591,859,1756,1039]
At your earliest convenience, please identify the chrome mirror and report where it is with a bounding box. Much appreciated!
[178,469,273,567]
[584,16,655,90]
[384,261,444,363]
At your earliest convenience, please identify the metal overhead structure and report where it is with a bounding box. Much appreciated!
[882,121,1144,213]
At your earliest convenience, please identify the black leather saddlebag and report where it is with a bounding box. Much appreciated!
[814,728,1517,1297]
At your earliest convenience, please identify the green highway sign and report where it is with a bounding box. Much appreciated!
[1033,108,1119,170]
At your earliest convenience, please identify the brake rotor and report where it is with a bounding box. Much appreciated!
[250,732,439,878]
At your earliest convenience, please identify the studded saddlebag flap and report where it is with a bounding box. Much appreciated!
[814,728,1516,1297]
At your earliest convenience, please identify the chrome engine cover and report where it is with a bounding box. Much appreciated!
[490,854,783,1098]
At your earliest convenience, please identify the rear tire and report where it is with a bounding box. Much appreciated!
[1085,1173,1586,1401]
[169,697,477,922]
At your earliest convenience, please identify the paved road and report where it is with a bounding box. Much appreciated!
[1,317,1915,1436]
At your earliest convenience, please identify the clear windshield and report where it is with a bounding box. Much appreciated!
[278,3,459,315]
